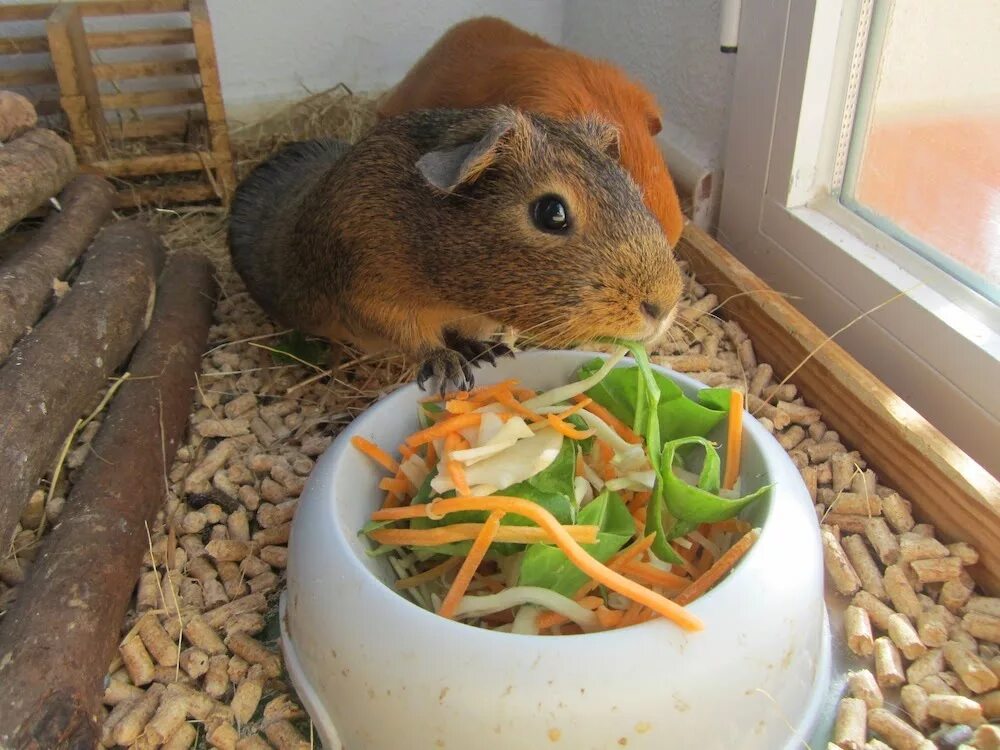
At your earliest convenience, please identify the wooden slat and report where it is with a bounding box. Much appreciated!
[47,4,109,160]
[93,58,199,81]
[101,88,201,109]
[77,0,190,16]
[678,225,1000,593]
[84,150,214,177]
[85,27,193,49]
[113,180,217,208]
[0,67,57,86]
[189,0,233,201]
[0,4,53,22]
[0,36,49,54]
[108,113,202,139]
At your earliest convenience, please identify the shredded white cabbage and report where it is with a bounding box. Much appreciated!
[451,417,534,465]
[580,460,604,493]
[522,347,628,410]
[430,428,563,495]
[399,453,429,490]
[510,605,542,635]
[453,586,599,631]
[574,475,594,506]
[576,409,633,455]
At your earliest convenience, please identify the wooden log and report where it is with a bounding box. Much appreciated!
[0,252,217,750]
[0,91,38,142]
[0,129,76,234]
[0,220,165,548]
[0,175,116,361]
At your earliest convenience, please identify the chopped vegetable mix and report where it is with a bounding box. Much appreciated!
[355,342,770,635]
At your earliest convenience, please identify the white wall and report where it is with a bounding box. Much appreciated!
[561,0,735,169]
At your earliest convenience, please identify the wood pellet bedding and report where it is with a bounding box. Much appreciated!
[1,100,998,750]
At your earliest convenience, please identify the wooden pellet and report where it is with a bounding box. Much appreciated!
[183,614,227,655]
[250,416,276,445]
[843,535,888,601]
[967,597,1000,618]
[179,647,209,679]
[197,418,251,438]
[264,719,311,750]
[207,718,240,750]
[867,707,934,750]
[851,469,877,498]
[253,521,291,546]
[846,605,875,657]
[900,684,931,730]
[884,564,923,619]
[228,654,250,684]
[947,542,979,566]
[101,694,139,746]
[257,498,298,528]
[911,523,935,538]
[962,612,1000,644]
[236,735,273,750]
[227,508,251,542]
[224,612,266,638]
[185,440,237,493]
[179,576,205,609]
[940,670,975,697]
[226,632,282,678]
[827,492,881,516]
[853,591,897,631]
[824,513,870,534]
[847,669,883,709]
[919,674,958,696]
[807,440,845,462]
[181,510,208,534]
[238,484,261,511]
[865,519,901,566]
[926,694,983,725]
[232,664,266,725]
[833,697,866,750]
[104,678,144,706]
[204,654,231,699]
[219,561,249,599]
[831,452,856,493]
[978,690,1000,719]
[778,401,821,426]
[899,533,950,562]
[907,649,946,685]
[187,555,217,583]
[249,570,279,594]
[801,465,818,501]
[929,723,974,748]
[240,555,271,578]
[120,632,156,686]
[874,637,906,688]
[879,491,915,533]
[941,579,975,613]
[137,569,160,611]
[863,741,892,750]
[203,578,230,609]
[910,556,964,583]
[206,539,253,562]
[113,683,165,746]
[204,592,268,629]
[162,721,198,750]
[146,685,191,744]
[822,526,862,596]
[973,724,1000,750]
[918,605,954,648]
[263,694,307,723]
[228,462,254,486]
[138,613,179,667]
[260,477,288,503]
[888,613,927,660]
[778,425,806,451]
[944,641,1000,694]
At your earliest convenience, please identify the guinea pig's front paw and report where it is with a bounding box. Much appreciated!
[417,349,474,396]
[442,333,516,368]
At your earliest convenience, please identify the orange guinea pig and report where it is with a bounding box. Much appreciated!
[379,16,686,247]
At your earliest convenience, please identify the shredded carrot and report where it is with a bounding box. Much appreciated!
[622,561,689,590]
[438,510,506,619]
[554,397,592,420]
[445,399,477,414]
[398,444,416,460]
[722,389,744,490]
[369,523,600,546]
[373,499,702,631]
[463,379,519,404]
[513,387,537,400]
[601,464,617,482]
[393,556,462,590]
[596,606,624,629]
[493,389,545,422]
[598,442,614,463]
[535,595,603,630]
[617,600,645,628]
[424,441,437,468]
[547,414,595,440]
[445,433,471,496]
[711,518,752,535]
[627,491,650,514]
[675,529,759,605]
[575,453,586,477]
[379,477,411,495]
[573,395,642,444]
[351,436,398,473]
[405,412,482,447]
[381,491,402,509]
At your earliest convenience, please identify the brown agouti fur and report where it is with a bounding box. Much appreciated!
[378,16,686,247]
[228,106,682,392]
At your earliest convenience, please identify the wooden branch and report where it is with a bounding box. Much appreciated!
[0,252,217,750]
[0,175,116,361]
[0,220,165,548]
[0,129,76,235]
[677,225,1000,593]
[0,91,37,142]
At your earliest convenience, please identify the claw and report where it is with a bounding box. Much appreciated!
[417,348,475,395]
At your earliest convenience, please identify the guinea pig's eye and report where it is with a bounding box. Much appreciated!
[532,195,570,233]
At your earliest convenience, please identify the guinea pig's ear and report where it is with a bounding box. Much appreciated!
[416,109,529,193]
[578,116,621,160]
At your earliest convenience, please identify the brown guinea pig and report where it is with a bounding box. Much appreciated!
[378,16,686,247]
[228,106,682,393]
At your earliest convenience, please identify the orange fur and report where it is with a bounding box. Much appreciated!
[379,17,685,246]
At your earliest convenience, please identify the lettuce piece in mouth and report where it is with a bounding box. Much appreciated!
[517,490,633,597]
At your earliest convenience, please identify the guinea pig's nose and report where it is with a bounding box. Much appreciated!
[641,301,663,321]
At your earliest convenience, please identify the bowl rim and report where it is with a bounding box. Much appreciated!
[299,348,812,643]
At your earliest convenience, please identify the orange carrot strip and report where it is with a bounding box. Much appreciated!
[445,433,472,496]
[554,397,592,420]
[627,491,650,514]
[370,523,600,546]
[711,519,752,535]
[374,499,702,631]
[722,390,744,490]
[601,464,617,482]
[381,491,403,509]
[394,556,462,590]
[547,414,595,440]
[598,442,614,463]
[535,595,603,630]
[424,441,437,468]
[513,387,537,400]
[405,413,482,447]
[621,561,689,590]
[463,379,520,404]
[493,389,545,422]
[596,605,624,629]
[617,600,644,628]
[398,443,415,460]
[379,477,411,495]
[573,395,642,444]
[446,399,477,414]
[675,529,759,606]
[351,436,398,473]
[575,453,586,477]
[438,510,506,619]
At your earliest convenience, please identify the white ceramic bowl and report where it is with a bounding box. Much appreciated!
[280,350,831,750]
